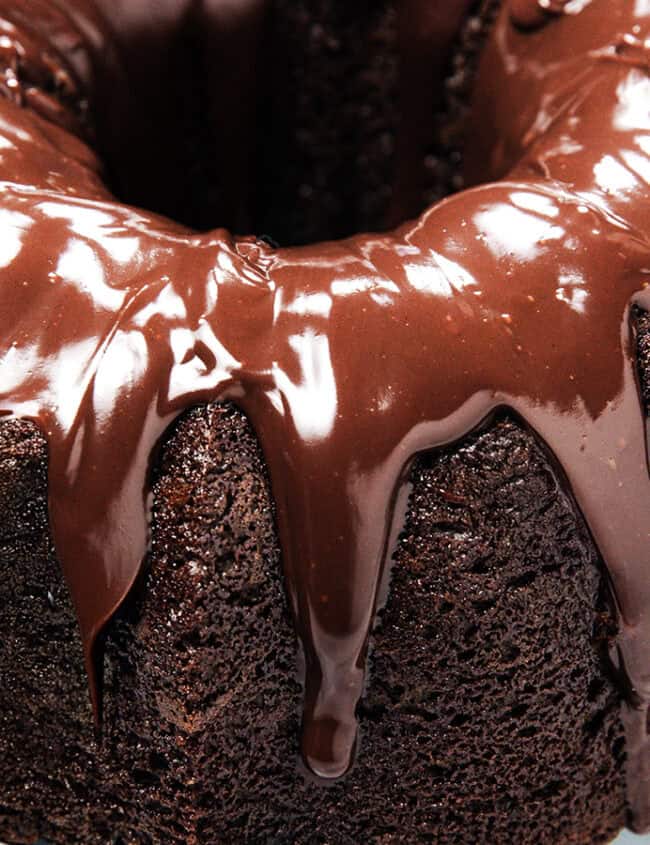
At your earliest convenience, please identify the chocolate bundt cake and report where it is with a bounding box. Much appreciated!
[1,0,649,841]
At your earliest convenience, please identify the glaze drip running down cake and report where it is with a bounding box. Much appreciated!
[0,0,649,842]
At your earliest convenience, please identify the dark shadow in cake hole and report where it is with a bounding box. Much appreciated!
[95,0,493,246]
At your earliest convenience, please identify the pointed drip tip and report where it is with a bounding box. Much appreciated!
[301,713,358,781]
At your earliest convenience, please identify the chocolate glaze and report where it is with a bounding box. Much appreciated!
[1,0,650,827]
[510,0,593,30]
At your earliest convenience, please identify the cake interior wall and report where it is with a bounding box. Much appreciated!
[98,0,495,245]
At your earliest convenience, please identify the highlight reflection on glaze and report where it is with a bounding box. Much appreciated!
[1,0,650,827]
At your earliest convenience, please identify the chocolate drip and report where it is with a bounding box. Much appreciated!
[2,0,650,827]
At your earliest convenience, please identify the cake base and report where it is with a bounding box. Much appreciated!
[0,401,627,843]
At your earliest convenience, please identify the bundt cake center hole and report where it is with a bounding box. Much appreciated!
[98,2,493,246]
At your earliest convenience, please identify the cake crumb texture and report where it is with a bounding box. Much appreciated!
[0,398,629,843]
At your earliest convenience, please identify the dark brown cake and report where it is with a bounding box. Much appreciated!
[0,402,628,844]
[0,0,645,842]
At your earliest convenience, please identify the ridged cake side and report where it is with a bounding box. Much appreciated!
[0,397,629,843]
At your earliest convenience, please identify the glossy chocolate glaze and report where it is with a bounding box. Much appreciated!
[510,0,593,30]
[1,0,650,827]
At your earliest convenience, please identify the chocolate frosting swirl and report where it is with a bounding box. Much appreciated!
[1,0,650,827]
